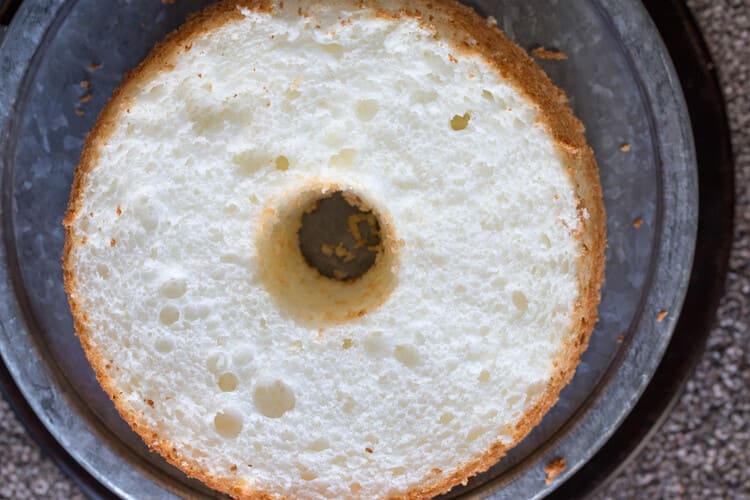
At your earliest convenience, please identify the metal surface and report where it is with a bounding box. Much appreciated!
[0,1,697,499]
[550,0,733,495]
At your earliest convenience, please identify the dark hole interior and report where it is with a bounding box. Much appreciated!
[297,191,382,281]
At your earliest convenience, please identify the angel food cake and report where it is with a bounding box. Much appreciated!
[62,0,606,498]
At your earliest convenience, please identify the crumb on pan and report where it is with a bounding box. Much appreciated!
[87,62,101,71]
[545,457,566,484]
[632,218,644,228]
[532,47,568,60]
[620,143,631,152]
[657,310,668,322]
[80,80,91,90]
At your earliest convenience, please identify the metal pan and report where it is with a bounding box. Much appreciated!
[0,1,697,498]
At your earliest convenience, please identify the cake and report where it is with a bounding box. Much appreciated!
[62,0,606,498]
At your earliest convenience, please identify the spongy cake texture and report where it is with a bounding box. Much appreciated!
[63,0,605,498]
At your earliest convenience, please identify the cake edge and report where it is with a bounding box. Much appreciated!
[61,1,606,498]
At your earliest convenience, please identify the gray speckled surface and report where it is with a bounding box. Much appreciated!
[598,0,750,498]
[0,0,747,499]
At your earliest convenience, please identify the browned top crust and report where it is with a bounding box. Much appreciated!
[62,1,606,499]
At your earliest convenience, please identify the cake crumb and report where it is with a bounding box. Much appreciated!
[448,53,458,64]
[657,310,668,322]
[545,457,566,484]
[616,334,625,344]
[145,399,154,408]
[230,464,238,472]
[347,213,378,248]
[532,47,568,60]
[365,447,373,454]
[79,94,92,104]
[161,0,176,4]
[80,80,90,90]
[74,109,85,117]
[620,143,631,152]
[334,242,356,263]
[275,155,289,170]
[342,338,353,349]
[486,16,497,27]
[632,218,644,228]
[116,206,122,216]
[110,239,116,247]
[450,112,470,131]
[87,62,101,71]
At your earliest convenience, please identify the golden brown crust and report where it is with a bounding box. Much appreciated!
[62,0,606,498]
[531,46,568,61]
[544,457,567,485]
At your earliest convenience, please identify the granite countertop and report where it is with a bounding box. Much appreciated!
[1,0,749,498]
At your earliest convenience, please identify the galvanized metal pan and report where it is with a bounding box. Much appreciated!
[549,1,733,496]
[0,0,698,498]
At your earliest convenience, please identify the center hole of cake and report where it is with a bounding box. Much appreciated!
[297,191,382,281]
[256,183,399,325]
